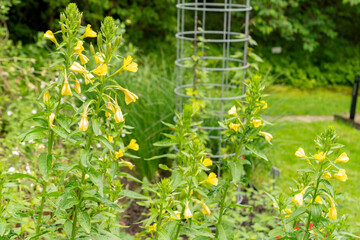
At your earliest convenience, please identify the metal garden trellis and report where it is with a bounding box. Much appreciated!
[175,0,252,182]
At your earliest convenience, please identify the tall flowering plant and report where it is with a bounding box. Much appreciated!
[6,3,141,239]
[268,127,353,239]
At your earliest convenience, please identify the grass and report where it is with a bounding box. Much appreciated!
[264,85,360,116]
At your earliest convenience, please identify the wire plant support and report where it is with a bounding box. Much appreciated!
[175,0,252,175]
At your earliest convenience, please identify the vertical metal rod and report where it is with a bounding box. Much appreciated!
[242,0,250,95]
[193,0,199,93]
[179,0,186,113]
[201,0,206,55]
[176,0,181,113]
[350,76,360,120]
[225,0,232,96]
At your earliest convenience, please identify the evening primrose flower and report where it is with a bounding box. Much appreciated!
[84,71,94,85]
[184,203,192,219]
[315,195,322,204]
[119,87,138,105]
[228,105,237,116]
[79,54,89,65]
[323,172,332,180]
[106,98,115,118]
[75,79,81,94]
[292,187,309,206]
[201,157,212,167]
[329,203,337,220]
[114,106,124,123]
[74,41,84,54]
[334,169,348,182]
[127,139,139,151]
[121,160,135,170]
[334,152,349,163]
[260,100,267,109]
[70,62,86,74]
[259,131,273,143]
[92,64,108,76]
[49,113,55,127]
[272,202,279,210]
[106,136,113,143]
[43,91,50,103]
[44,30,58,45]
[201,202,211,215]
[79,113,89,131]
[115,148,124,158]
[171,211,181,220]
[202,172,218,186]
[123,55,138,72]
[61,77,72,96]
[82,24,97,38]
[229,122,240,132]
[251,119,262,128]
[148,223,156,232]
[94,53,105,64]
[282,208,292,218]
[314,152,326,162]
[295,148,307,158]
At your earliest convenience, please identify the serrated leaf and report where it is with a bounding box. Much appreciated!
[92,118,100,136]
[153,139,177,147]
[120,190,149,200]
[64,219,72,238]
[56,115,70,132]
[286,207,307,223]
[38,153,52,180]
[95,135,113,152]
[0,218,6,236]
[245,143,268,161]
[79,211,91,234]
[89,168,103,196]
[311,204,322,224]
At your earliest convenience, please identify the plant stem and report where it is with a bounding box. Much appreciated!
[215,182,229,239]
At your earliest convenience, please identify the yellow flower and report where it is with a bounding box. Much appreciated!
[69,62,86,74]
[323,172,332,180]
[61,77,72,96]
[259,131,273,142]
[282,208,292,218]
[123,55,138,72]
[229,122,240,132]
[329,203,337,220]
[84,71,95,85]
[315,195,322,204]
[171,211,181,220]
[260,100,268,109]
[184,203,192,219]
[92,64,108,76]
[201,157,212,167]
[75,79,81,94]
[44,30,58,45]
[121,160,135,170]
[201,202,211,215]
[334,152,349,163]
[272,202,279,210]
[106,98,115,118]
[333,169,348,182]
[114,106,124,123]
[74,41,84,54]
[251,119,262,128]
[106,136,113,143]
[205,172,218,186]
[292,192,304,206]
[79,54,89,65]
[49,113,55,128]
[119,88,138,105]
[295,147,307,158]
[127,139,139,151]
[148,223,156,232]
[94,53,105,64]
[115,148,124,158]
[126,19,132,24]
[43,91,50,103]
[79,114,89,131]
[228,105,237,116]
[82,24,97,38]
[314,152,326,162]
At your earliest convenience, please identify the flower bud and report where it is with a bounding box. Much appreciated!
[79,114,89,131]
[49,113,55,127]
[75,79,81,94]
[43,91,50,103]
[97,34,103,51]
[61,77,72,96]
[90,43,95,55]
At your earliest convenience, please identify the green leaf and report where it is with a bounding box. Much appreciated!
[153,139,177,147]
[57,115,70,132]
[89,168,103,196]
[229,160,243,184]
[159,164,172,172]
[64,219,73,238]
[95,135,114,152]
[117,172,142,183]
[286,207,307,223]
[120,189,149,200]
[311,204,322,224]
[145,154,176,161]
[217,224,227,240]
[0,218,6,236]
[18,127,47,142]
[79,211,91,234]
[53,126,76,143]
[92,118,100,136]
[245,143,268,161]
[38,153,52,180]
[7,173,37,182]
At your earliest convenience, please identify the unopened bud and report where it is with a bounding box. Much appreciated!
[113,36,122,51]
[107,44,112,55]
[90,43,95,55]
[97,34,103,51]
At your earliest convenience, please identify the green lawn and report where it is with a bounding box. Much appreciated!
[264,85,360,116]
[261,120,360,232]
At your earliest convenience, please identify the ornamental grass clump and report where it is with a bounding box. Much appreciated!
[268,127,353,239]
[1,3,144,239]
